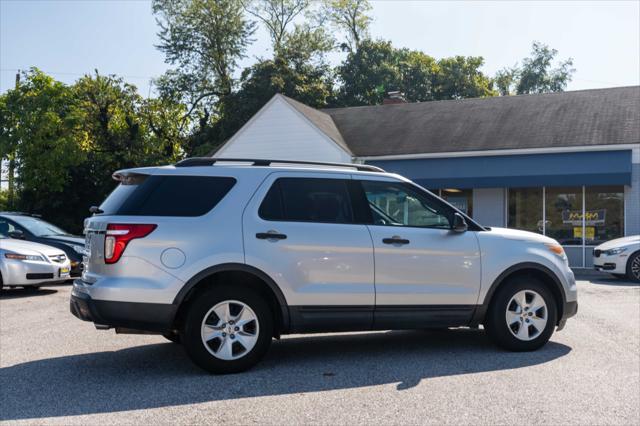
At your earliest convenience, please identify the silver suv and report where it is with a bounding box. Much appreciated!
[71,158,578,374]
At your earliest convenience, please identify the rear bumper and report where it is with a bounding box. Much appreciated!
[70,280,177,332]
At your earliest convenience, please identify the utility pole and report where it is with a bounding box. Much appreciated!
[7,72,18,209]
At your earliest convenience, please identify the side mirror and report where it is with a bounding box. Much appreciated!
[8,230,25,239]
[452,213,468,233]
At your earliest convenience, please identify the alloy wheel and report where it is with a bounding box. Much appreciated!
[631,255,640,280]
[505,289,548,341]
[200,300,260,360]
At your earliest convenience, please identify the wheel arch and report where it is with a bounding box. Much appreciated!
[172,263,290,335]
[471,262,567,326]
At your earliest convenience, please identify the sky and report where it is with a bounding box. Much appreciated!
[1,0,639,96]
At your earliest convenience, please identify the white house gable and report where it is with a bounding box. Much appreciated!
[215,95,351,162]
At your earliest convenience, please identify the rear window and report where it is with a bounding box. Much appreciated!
[99,175,236,217]
[259,178,354,224]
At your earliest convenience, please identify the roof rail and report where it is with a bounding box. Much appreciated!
[174,157,385,173]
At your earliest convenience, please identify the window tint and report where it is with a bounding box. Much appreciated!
[259,178,354,224]
[360,180,452,229]
[101,175,236,217]
[0,218,18,237]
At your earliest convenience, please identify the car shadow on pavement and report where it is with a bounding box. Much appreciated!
[0,328,571,421]
[0,288,57,299]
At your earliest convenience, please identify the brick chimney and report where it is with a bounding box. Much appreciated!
[383,91,407,105]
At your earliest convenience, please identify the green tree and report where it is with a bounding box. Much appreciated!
[152,0,256,132]
[433,56,496,100]
[335,40,496,106]
[243,0,309,53]
[335,40,399,105]
[322,0,372,52]
[516,42,574,94]
[0,68,86,197]
[0,69,187,233]
[494,66,519,96]
[495,42,575,96]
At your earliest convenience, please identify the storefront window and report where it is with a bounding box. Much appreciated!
[584,186,624,245]
[440,188,473,217]
[545,186,583,245]
[508,188,543,234]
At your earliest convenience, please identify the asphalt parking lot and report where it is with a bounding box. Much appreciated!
[1,275,638,425]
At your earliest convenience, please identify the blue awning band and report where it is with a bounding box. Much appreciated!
[367,150,633,189]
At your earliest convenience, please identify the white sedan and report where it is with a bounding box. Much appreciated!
[0,233,71,289]
[593,235,640,282]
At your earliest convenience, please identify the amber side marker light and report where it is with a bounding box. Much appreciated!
[545,243,565,257]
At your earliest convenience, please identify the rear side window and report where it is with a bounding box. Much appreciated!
[100,175,236,217]
[259,178,354,224]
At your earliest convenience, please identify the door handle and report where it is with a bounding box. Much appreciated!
[256,231,287,240]
[382,236,410,245]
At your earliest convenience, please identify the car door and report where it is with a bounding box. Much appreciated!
[355,177,482,327]
[242,172,375,332]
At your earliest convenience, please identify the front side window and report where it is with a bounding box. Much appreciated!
[360,180,451,228]
[259,178,354,224]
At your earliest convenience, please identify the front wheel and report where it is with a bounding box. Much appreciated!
[626,252,640,283]
[484,278,557,351]
[182,286,273,374]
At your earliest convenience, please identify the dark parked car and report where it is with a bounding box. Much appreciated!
[0,212,84,277]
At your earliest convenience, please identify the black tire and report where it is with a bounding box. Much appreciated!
[626,252,640,283]
[611,273,627,280]
[162,331,181,344]
[484,277,557,351]
[182,285,273,374]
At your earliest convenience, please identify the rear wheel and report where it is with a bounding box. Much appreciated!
[484,278,557,351]
[182,286,273,374]
[626,252,640,283]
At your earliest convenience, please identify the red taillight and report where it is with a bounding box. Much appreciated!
[104,224,157,264]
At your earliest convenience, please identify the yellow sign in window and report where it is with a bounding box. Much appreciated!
[574,226,595,240]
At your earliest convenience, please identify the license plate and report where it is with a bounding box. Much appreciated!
[60,267,70,275]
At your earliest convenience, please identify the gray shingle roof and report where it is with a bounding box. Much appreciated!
[318,86,640,157]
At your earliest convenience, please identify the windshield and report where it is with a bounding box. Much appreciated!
[8,215,68,237]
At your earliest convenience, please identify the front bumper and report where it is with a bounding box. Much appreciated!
[70,280,177,332]
[557,300,578,331]
[593,253,627,274]
[1,259,71,286]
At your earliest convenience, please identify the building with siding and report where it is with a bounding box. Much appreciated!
[214,87,640,268]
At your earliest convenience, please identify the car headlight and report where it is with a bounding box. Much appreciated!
[603,247,627,256]
[5,253,46,261]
